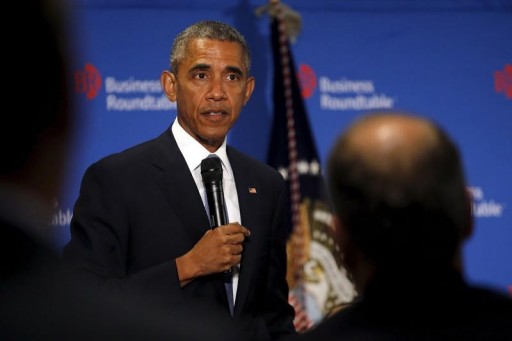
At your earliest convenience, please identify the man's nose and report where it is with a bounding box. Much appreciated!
[207,77,227,101]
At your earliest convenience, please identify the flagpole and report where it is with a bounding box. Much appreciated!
[269,0,311,329]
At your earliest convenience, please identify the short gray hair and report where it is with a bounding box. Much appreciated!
[169,20,251,74]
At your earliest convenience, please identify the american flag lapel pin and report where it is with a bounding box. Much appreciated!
[248,187,257,194]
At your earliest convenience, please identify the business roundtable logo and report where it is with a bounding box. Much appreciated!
[74,63,176,111]
[75,63,102,100]
[494,64,512,99]
[297,63,396,111]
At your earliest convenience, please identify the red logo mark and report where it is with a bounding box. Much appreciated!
[494,64,512,99]
[298,63,317,99]
[74,63,102,100]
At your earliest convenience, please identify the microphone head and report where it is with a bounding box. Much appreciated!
[201,155,223,183]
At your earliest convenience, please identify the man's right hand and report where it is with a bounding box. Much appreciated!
[175,222,250,287]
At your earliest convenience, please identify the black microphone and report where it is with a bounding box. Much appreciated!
[201,155,228,229]
[201,155,235,279]
[201,155,232,276]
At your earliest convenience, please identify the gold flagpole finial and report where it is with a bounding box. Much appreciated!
[255,0,302,43]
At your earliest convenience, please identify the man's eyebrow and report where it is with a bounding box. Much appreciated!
[225,66,243,76]
[188,63,211,73]
[187,64,244,77]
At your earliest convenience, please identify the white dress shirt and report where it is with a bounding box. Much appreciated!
[172,118,240,303]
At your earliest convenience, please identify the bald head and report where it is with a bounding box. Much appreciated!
[327,112,471,270]
[344,114,439,180]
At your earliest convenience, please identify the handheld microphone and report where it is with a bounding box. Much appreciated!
[201,155,234,284]
[201,155,232,276]
[200,155,228,229]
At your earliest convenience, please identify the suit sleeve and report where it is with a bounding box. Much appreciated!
[63,159,183,308]
[262,176,297,339]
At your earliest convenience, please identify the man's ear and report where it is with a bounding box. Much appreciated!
[333,216,354,271]
[243,76,255,106]
[161,70,177,102]
[334,215,372,293]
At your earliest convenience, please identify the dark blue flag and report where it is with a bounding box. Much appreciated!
[265,1,356,331]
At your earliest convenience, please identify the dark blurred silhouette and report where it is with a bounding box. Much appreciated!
[288,111,512,341]
[0,1,243,340]
[1,0,73,302]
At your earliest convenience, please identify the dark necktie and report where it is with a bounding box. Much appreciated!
[202,154,234,316]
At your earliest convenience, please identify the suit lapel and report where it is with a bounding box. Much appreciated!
[228,150,261,316]
[153,129,210,244]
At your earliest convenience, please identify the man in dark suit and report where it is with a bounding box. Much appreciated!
[63,20,296,340]
[289,112,512,340]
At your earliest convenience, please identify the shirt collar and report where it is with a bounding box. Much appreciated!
[172,118,233,179]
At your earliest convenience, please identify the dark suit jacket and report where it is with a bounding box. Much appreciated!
[287,269,512,341]
[63,127,296,340]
